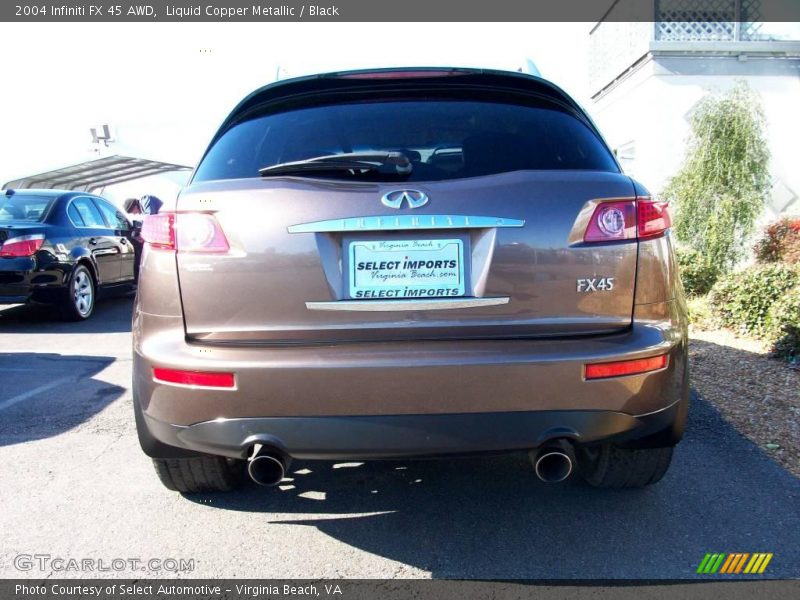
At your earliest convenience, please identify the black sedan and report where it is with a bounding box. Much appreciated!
[0,188,140,320]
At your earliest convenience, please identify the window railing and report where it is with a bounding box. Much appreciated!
[655,0,799,41]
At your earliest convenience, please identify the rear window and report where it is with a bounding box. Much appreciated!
[0,195,53,222]
[193,100,618,183]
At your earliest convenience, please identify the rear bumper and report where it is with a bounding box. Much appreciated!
[142,399,686,460]
[0,269,33,303]
[0,264,68,304]
[0,293,31,304]
[133,300,689,459]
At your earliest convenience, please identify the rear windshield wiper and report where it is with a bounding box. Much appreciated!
[259,151,412,178]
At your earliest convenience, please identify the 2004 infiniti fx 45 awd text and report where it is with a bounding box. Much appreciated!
[132,68,688,492]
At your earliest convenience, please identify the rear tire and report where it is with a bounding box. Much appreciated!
[59,264,95,320]
[577,444,674,488]
[152,456,246,493]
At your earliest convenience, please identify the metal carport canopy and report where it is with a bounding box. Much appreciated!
[2,155,192,193]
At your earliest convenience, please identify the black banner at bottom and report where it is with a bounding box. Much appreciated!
[2,580,800,600]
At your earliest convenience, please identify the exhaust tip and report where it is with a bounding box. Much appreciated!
[247,453,286,487]
[533,450,573,483]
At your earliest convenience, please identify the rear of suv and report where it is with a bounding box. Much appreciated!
[133,68,688,492]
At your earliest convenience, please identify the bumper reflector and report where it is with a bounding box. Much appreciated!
[153,368,235,388]
[585,354,668,380]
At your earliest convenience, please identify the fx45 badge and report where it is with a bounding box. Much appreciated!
[577,277,615,292]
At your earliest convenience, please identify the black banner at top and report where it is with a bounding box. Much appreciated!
[4,0,800,22]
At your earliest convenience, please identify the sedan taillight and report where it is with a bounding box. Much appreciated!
[141,213,229,253]
[583,197,671,243]
[0,234,45,257]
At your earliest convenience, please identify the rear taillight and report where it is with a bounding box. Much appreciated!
[141,213,229,253]
[584,201,636,242]
[141,213,175,250]
[637,198,671,239]
[585,354,668,380]
[0,234,45,257]
[153,367,235,389]
[583,197,670,243]
[338,69,467,79]
[176,213,230,252]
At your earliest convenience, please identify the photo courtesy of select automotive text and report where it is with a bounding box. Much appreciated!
[1,1,799,599]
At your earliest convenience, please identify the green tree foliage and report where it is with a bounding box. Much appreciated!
[675,247,719,296]
[665,82,771,275]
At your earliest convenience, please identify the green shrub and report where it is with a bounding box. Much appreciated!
[686,294,716,329]
[709,264,799,336]
[754,217,800,264]
[676,247,720,295]
[767,287,800,363]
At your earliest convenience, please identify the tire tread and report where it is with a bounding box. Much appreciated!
[579,445,674,489]
[152,456,244,493]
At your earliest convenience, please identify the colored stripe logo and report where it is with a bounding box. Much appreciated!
[697,553,773,574]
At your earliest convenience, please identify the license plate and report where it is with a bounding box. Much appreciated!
[348,238,466,299]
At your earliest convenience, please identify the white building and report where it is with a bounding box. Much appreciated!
[589,5,800,220]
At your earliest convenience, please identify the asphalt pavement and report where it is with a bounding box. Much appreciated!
[0,297,798,579]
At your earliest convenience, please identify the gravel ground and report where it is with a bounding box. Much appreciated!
[690,327,800,477]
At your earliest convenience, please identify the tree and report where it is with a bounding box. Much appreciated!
[664,82,771,278]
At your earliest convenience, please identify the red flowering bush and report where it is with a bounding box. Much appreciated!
[754,217,800,264]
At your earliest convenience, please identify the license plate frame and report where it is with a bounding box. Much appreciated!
[343,233,470,300]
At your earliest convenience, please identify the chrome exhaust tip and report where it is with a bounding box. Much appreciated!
[532,447,573,483]
[247,450,287,487]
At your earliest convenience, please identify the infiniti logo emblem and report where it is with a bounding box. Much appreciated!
[381,189,429,209]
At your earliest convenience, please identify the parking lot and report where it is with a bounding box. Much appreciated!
[1,297,799,579]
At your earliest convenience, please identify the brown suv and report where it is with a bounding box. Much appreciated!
[133,68,688,492]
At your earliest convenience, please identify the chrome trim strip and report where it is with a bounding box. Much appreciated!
[288,215,525,234]
[306,297,510,312]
